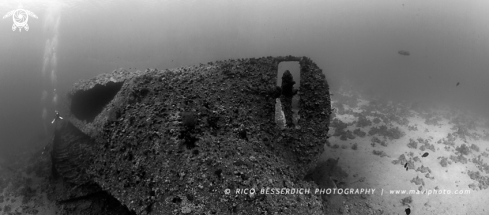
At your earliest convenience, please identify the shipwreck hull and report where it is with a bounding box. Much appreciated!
[56,56,332,214]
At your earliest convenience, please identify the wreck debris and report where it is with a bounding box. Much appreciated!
[56,56,331,214]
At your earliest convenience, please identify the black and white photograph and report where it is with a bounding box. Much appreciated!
[0,0,488,214]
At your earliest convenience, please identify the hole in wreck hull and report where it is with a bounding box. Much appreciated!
[71,82,123,122]
[275,61,301,128]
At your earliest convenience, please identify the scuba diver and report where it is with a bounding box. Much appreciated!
[51,110,63,124]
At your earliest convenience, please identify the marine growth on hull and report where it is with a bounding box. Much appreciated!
[54,56,332,214]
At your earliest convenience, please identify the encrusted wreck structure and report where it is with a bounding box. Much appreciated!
[52,56,332,214]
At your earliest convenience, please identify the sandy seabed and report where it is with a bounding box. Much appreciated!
[317,88,489,215]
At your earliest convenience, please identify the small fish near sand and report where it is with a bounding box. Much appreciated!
[456,82,460,86]
[404,163,408,170]
[422,152,429,158]
[405,207,411,215]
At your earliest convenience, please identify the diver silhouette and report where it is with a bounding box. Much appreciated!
[51,110,63,124]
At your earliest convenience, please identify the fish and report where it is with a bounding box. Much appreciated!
[398,50,410,56]
[404,163,408,168]
[422,152,429,157]
[405,167,408,171]
[456,82,460,86]
[405,207,411,215]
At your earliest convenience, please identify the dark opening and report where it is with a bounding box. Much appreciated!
[214,169,223,179]
[71,82,123,122]
[172,196,182,204]
[275,61,301,128]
